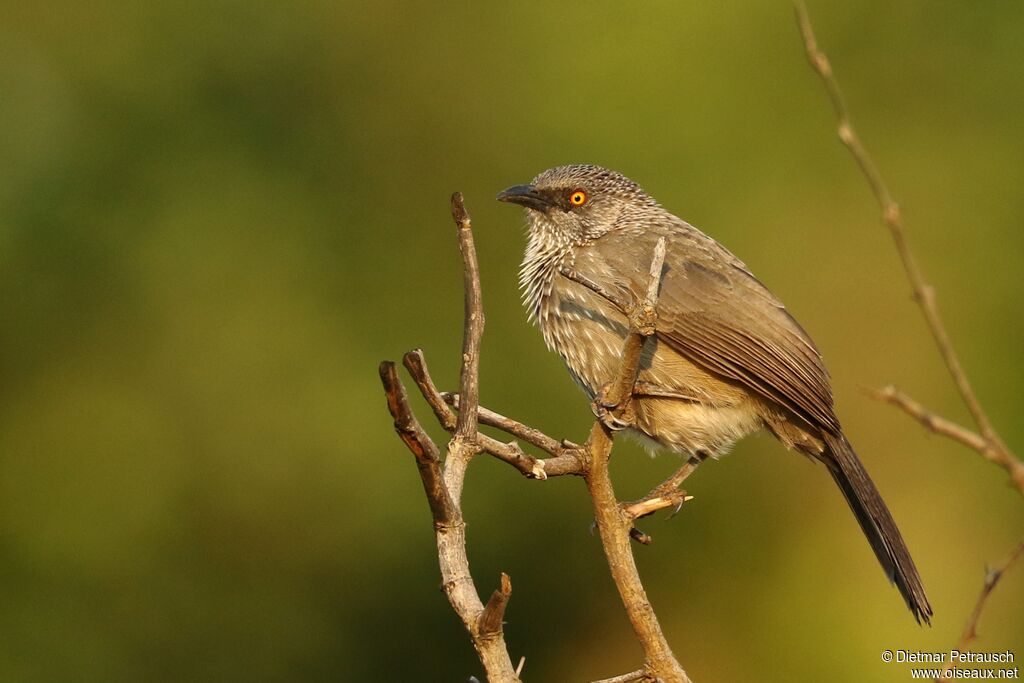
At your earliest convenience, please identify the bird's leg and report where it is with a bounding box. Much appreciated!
[621,451,709,544]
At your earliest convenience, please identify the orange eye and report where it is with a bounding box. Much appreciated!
[569,190,587,206]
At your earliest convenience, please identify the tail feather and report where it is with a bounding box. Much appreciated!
[822,432,932,624]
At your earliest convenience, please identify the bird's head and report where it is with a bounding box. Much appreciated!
[497,164,658,246]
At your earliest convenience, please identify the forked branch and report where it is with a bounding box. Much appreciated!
[581,237,694,683]
[935,541,1024,682]
[794,0,1022,496]
[794,2,1023,671]
[380,198,692,682]
[379,194,520,682]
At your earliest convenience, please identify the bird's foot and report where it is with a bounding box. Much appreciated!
[591,401,631,431]
[622,490,693,521]
[591,384,635,431]
[625,300,658,336]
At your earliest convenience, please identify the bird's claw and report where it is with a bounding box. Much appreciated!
[591,384,635,431]
[591,400,632,431]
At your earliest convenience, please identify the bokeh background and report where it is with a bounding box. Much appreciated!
[2,1,1021,681]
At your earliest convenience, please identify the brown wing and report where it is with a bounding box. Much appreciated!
[595,225,841,435]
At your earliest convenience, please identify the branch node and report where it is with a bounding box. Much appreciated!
[883,201,902,225]
[479,572,513,639]
[837,121,853,145]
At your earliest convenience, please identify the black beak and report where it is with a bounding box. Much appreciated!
[496,184,552,212]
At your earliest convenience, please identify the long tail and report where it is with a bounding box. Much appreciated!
[821,432,932,624]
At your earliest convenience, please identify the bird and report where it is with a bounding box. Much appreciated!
[497,163,932,624]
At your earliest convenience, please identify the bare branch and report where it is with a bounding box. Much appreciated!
[379,194,521,682]
[380,358,519,680]
[383,203,682,681]
[935,540,1024,682]
[403,348,457,430]
[583,237,691,683]
[797,5,1023,667]
[794,0,1018,479]
[404,350,549,479]
[560,265,630,313]
[452,191,484,441]
[643,237,668,310]
[625,492,694,522]
[869,385,988,453]
[869,386,1024,495]
[443,392,571,456]
[379,361,454,524]
[476,440,548,480]
[603,237,667,410]
[443,392,587,477]
[593,669,654,683]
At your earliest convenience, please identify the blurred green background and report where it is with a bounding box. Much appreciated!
[1,1,1021,681]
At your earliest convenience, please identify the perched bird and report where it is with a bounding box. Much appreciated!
[498,164,931,623]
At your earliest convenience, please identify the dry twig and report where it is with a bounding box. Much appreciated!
[935,541,1024,682]
[403,349,553,479]
[581,238,693,683]
[795,2,1024,671]
[442,391,587,477]
[869,386,1024,494]
[794,0,1022,496]
[379,193,521,682]
[592,669,654,683]
[381,199,692,681]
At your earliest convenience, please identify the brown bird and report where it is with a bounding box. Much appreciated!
[498,164,931,623]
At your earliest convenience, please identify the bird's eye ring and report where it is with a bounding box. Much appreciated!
[569,190,587,206]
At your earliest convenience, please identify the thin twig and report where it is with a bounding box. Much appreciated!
[625,492,694,522]
[443,393,587,477]
[796,4,1024,664]
[868,386,989,454]
[438,194,519,680]
[403,348,457,430]
[935,540,1024,682]
[592,669,654,683]
[404,350,550,479]
[442,391,574,457]
[453,192,484,442]
[794,1,1019,486]
[584,238,691,683]
[382,205,684,681]
[379,195,521,682]
[869,386,1024,495]
[560,265,630,313]
[380,362,518,679]
[379,362,453,524]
